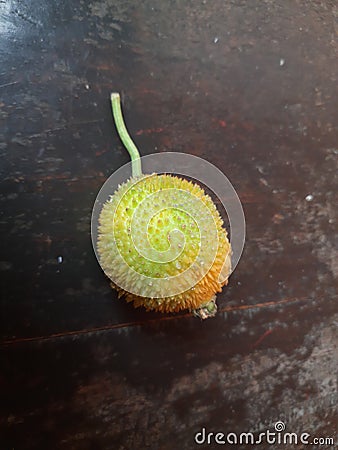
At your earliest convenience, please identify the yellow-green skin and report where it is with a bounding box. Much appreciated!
[98,174,231,314]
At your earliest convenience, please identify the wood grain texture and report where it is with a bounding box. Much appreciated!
[0,0,337,449]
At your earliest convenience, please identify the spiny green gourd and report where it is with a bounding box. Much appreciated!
[97,93,231,319]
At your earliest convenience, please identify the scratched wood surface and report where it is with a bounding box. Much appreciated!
[0,1,337,449]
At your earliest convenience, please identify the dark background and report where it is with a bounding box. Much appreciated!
[0,1,337,449]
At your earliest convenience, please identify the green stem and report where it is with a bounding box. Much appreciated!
[110,92,142,177]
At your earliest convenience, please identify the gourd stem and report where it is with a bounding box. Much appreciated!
[110,92,142,177]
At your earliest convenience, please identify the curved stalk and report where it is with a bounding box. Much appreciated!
[110,93,142,177]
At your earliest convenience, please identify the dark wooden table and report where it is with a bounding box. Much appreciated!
[1,1,337,449]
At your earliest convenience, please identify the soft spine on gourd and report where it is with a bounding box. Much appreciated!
[97,93,231,319]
